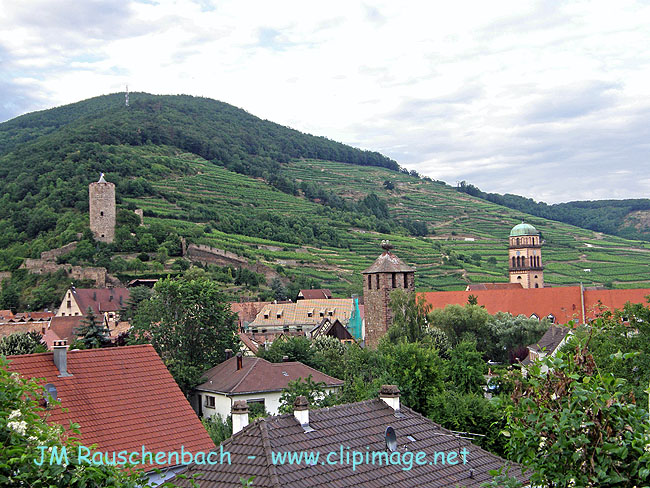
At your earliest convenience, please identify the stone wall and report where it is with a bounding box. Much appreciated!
[20,259,107,287]
[40,241,78,261]
[363,271,415,348]
[186,243,277,280]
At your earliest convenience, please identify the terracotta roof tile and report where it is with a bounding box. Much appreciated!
[250,299,354,329]
[196,356,343,394]
[7,345,214,471]
[298,289,332,300]
[421,286,650,324]
[72,287,130,315]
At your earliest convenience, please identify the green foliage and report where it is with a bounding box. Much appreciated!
[446,340,486,395]
[0,331,47,356]
[379,341,444,413]
[202,414,232,447]
[74,307,110,349]
[386,289,432,344]
[0,356,146,487]
[488,313,549,363]
[428,303,492,351]
[278,375,336,414]
[130,278,238,394]
[257,337,315,366]
[502,342,650,486]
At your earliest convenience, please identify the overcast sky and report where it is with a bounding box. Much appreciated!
[2,1,649,203]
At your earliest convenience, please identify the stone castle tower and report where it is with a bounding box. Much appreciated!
[508,222,544,288]
[89,173,116,243]
[362,241,415,348]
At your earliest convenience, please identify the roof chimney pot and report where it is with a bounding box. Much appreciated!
[53,340,73,377]
[225,349,233,360]
[282,355,289,362]
[231,400,249,434]
[293,395,313,432]
[379,384,400,411]
[236,352,243,371]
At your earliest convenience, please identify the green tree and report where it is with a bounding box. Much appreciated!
[445,340,486,395]
[501,342,650,486]
[386,289,432,343]
[428,303,493,353]
[202,414,232,447]
[130,278,238,394]
[278,375,336,414]
[380,341,444,413]
[74,307,110,349]
[0,331,46,356]
[488,313,549,363]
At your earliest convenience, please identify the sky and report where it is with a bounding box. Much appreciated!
[1,0,649,204]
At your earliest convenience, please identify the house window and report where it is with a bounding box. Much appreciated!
[264,313,269,319]
[547,314,555,323]
[530,314,539,320]
[307,311,313,317]
[204,396,215,409]
[67,300,71,308]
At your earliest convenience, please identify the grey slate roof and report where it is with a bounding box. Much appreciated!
[362,251,415,274]
[528,325,570,354]
[176,399,528,487]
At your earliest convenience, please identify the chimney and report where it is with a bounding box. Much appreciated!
[294,395,313,432]
[225,349,233,360]
[282,355,289,362]
[231,400,249,434]
[379,385,400,411]
[236,352,243,371]
[53,340,73,377]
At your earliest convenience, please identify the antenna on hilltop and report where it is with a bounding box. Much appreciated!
[125,85,129,107]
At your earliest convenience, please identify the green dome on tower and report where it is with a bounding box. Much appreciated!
[510,222,539,237]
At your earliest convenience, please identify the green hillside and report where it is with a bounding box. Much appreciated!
[1,93,650,309]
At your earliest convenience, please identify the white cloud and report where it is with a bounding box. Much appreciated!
[1,0,650,203]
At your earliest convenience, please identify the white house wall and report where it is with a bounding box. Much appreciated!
[199,387,340,419]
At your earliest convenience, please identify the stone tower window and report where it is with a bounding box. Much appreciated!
[100,211,104,216]
[367,275,372,290]
[375,274,379,289]
[391,273,396,288]
[403,273,408,288]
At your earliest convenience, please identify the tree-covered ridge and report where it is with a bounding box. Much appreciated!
[456,181,650,241]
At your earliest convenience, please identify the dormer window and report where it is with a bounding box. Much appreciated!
[276,310,283,319]
[264,312,269,319]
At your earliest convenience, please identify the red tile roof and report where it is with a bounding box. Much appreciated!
[238,332,259,354]
[71,287,130,315]
[466,283,523,291]
[230,301,270,327]
[421,286,650,324]
[298,289,332,300]
[196,356,343,394]
[49,316,84,343]
[7,345,214,471]
[0,322,45,339]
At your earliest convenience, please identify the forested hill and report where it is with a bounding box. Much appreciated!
[456,182,650,242]
[0,92,397,184]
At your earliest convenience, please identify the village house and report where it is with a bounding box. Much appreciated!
[194,352,343,418]
[56,286,129,328]
[8,342,214,486]
[175,386,529,487]
[245,297,362,342]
